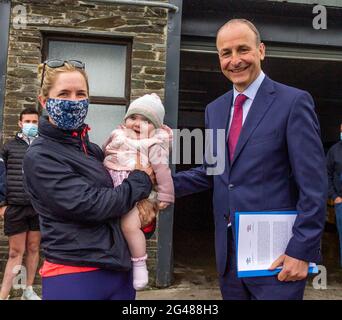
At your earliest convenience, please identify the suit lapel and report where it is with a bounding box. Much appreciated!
[221,91,233,133]
[231,77,276,167]
[213,91,233,184]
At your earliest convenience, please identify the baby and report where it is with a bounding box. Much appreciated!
[102,93,174,290]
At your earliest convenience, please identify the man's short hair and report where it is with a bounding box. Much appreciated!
[19,107,39,121]
[217,18,261,45]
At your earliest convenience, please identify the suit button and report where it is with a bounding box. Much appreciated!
[224,213,231,223]
[228,184,234,190]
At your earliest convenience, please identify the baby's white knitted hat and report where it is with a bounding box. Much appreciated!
[124,93,165,128]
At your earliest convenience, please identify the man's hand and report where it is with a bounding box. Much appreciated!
[269,254,309,281]
[137,199,159,228]
[0,206,7,219]
[135,151,156,184]
[334,197,342,204]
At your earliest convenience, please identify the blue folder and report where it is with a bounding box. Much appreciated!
[235,211,319,278]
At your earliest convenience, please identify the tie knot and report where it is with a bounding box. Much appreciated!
[234,94,247,108]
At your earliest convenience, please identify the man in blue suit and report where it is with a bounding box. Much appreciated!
[173,19,327,300]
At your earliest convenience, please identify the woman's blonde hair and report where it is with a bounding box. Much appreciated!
[37,62,89,99]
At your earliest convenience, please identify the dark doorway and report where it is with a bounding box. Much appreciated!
[174,48,342,282]
[173,50,229,283]
[262,56,342,151]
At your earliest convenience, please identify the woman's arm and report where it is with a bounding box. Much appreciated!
[23,151,152,224]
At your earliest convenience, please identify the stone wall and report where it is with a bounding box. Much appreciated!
[0,0,170,286]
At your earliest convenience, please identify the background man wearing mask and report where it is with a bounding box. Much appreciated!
[327,123,342,268]
[0,108,41,300]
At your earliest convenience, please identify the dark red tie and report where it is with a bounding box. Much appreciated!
[228,94,247,162]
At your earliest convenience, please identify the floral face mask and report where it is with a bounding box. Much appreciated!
[45,98,89,130]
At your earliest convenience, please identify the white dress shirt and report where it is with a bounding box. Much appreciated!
[228,71,266,132]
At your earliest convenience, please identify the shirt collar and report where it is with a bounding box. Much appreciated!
[18,132,37,145]
[233,71,265,103]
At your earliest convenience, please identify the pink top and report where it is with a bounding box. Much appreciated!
[103,126,174,203]
[40,260,98,278]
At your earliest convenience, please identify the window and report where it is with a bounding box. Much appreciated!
[42,34,132,146]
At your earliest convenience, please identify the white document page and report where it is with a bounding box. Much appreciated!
[237,213,297,272]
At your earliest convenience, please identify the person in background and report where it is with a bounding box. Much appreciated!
[327,123,342,268]
[0,108,41,300]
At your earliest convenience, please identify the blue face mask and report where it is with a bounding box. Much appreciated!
[22,123,38,137]
[45,98,89,130]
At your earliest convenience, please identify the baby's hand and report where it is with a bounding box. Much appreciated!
[158,202,170,210]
